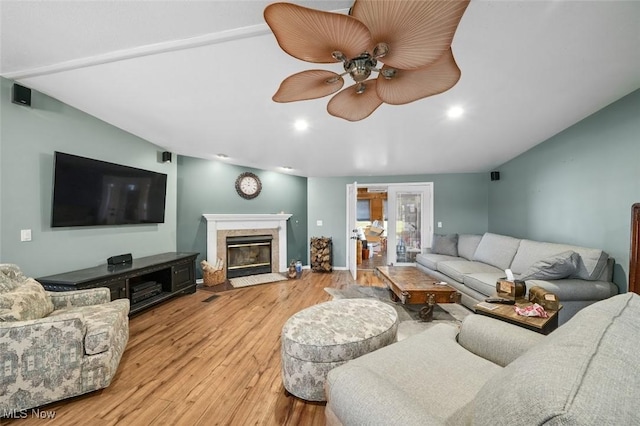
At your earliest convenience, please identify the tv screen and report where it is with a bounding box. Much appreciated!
[51,152,167,227]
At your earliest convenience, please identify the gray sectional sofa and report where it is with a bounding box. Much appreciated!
[416,232,618,324]
[325,292,640,425]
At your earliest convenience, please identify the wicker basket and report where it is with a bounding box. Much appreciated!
[203,269,225,287]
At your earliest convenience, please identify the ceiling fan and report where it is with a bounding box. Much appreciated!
[264,0,470,121]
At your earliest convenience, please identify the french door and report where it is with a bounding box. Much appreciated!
[387,184,433,266]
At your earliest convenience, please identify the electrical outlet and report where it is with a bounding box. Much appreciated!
[20,229,32,242]
[437,222,443,228]
[316,220,323,226]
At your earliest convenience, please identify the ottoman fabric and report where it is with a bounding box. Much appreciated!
[281,298,398,401]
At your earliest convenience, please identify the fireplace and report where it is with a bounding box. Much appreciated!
[202,214,292,281]
[226,235,273,278]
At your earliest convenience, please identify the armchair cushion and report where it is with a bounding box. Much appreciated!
[0,278,54,322]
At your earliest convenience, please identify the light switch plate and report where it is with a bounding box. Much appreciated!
[20,229,32,242]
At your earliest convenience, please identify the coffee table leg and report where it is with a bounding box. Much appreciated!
[419,294,436,322]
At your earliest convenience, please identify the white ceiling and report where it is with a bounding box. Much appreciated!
[2,1,639,177]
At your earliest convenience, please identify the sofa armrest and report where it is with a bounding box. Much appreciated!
[457,315,544,367]
[47,288,111,309]
[525,278,619,301]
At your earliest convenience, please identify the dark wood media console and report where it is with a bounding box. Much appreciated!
[37,252,198,315]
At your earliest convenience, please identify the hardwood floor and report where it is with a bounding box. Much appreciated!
[359,247,387,271]
[5,270,383,425]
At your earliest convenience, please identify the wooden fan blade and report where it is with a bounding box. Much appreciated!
[273,70,344,103]
[376,48,461,105]
[351,0,470,69]
[264,3,373,63]
[327,80,383,121]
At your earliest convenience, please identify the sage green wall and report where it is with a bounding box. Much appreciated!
[308,174,489,268]
[489,89,640,292]
[0,78,177,277]
[176,155,308,278]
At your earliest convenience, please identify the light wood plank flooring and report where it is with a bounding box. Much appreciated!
[4,270,383,425]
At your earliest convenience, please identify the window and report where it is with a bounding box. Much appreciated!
[356,200,371,221]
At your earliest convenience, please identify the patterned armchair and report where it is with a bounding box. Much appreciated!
[0,264,129,412]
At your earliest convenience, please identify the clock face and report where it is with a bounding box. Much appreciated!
[235,172,262,199]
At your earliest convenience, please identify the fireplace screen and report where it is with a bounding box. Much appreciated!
[226,235,273,278]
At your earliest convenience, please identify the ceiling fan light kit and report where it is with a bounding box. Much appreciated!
[264,0,470,121]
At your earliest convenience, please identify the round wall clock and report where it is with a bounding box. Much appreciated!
[235,172,262,199]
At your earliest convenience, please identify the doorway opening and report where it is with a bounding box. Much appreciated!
[356,186,388,272]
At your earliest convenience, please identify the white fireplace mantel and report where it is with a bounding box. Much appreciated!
[203,214,292,272]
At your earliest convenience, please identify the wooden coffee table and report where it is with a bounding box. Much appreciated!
[375,266,461,320]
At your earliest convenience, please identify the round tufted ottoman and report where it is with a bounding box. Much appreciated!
[281,298,398,401]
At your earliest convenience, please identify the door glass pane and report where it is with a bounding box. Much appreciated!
[356,199,371,221]
[395,192,422,263]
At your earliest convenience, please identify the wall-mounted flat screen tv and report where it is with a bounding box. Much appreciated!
[51,152,167,227]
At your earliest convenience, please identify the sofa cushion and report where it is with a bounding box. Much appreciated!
[518,250,580,281]
[463,272,506,296]
[415,253,458,271]
[510,239,609,281]
[437,260,502,283]
[474,293,640,425]
[458,234,483,260]
[49,299,130,355]
[431,234,458,257]
[473,233,521,271]
[0,278,54,321]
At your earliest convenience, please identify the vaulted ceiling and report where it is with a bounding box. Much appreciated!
[2,1,639,177]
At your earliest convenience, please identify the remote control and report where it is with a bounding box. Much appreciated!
[485,297,515,305]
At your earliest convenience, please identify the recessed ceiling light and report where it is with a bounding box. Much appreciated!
[447,106,464,119]
[217,154,229,159]
[294,119,309,131]
[281,166,293,171]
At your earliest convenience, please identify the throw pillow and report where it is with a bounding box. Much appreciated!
[0,278,54,321]
[0,263,27,280]
[431,234,458,257]
[519,251,580,281]
[0,273,20,292]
